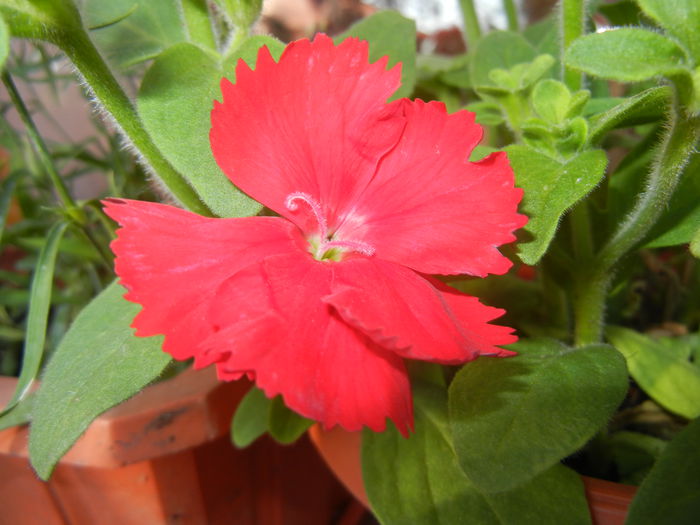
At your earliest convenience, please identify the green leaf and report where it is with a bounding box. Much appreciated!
[565,28,689,82]
[0,13,8,70]
[336,10,416,100]
[28,281,171,479]
[531,79,571,124]
[0,0,82,43]
[0,170,19,242]
[138,37,283,217]
[644,152,700,248]
[363,382,591,524]
[691,227,700,258]
[638,0,700,63]
[470,31,537,91]
[214,0,262,30]
[181,0,216,50]
[449,339,628,493]
[0,222,68,416]
[267,396,313,445]
[607,326,700,419]
[231,386,271,448]
[506,146,608,265]
[609,431,667,485]
[83,0,187,70]
[626,416,700,525]
[0,393,33,431]
[588,86,670,143]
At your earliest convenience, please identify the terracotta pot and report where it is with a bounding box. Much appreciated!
[309,425,638,525]
[0,369,355,525]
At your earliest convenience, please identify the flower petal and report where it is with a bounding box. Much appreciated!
[334,99,527,276]
[210,34,405,235]
[325,258,517,363]
[103,199,304,361]
[203,253,413,435]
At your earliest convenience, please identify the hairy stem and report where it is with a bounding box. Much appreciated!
[560,0,587,90]
[503,0,519,32]
[574,107,700,346]
[64,31,211,216]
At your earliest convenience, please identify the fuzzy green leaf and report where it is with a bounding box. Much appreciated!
[449,339,628,493]
[29,281,170,479]
[607,326,700,419]
[231,386,271,448]
[83,0,187,70]
[638,0,700,63]
[588,86,670,143]
[532,79,571,124]
[565,28,689,82]
[138,37,283,217]
[506,146,608,264]
[336,10,416,100]
[363,382,590,524]
[470,31,537,91]
[626,416,700,524]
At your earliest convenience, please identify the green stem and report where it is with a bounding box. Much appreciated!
[503,0,519,32]
[573,108,700,346]
[2,71,79,218]
[569,200,593,261]
[63,32,211,216]
[458,0,482,51]
[560,0,587,90]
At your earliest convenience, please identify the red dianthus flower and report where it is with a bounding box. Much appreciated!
[104,34,527,436]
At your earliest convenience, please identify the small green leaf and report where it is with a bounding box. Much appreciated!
[638,0,700,63]
[214,0,262,30]
[609,431,667,485]
[138,37,283,217]
[465,101,504,126]
[336,11,416,100]
[29,282,171,479]
[231,386,271,448]
[470,31,537,91]
[532,79,571,124]
[607,326,700,419]
[268,396,313,445]
[565,28,689,82]
[506,146,608,264]
[181,0,216,50]
[0,222,68,416]
[83,0,187,70]
[0,13,8,70]
[588,86,670,143]
[626,416,700,524]
[449,339,628,493]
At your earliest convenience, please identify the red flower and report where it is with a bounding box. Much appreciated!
[104,34,526,436]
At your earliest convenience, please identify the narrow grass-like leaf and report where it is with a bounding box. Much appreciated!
[231,386,271,448]
[0,221,68,416]
[0,13,9,70]
[29,281,170,479]
[0,170,19,242]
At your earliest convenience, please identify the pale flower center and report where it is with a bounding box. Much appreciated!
[285,192,375,261]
